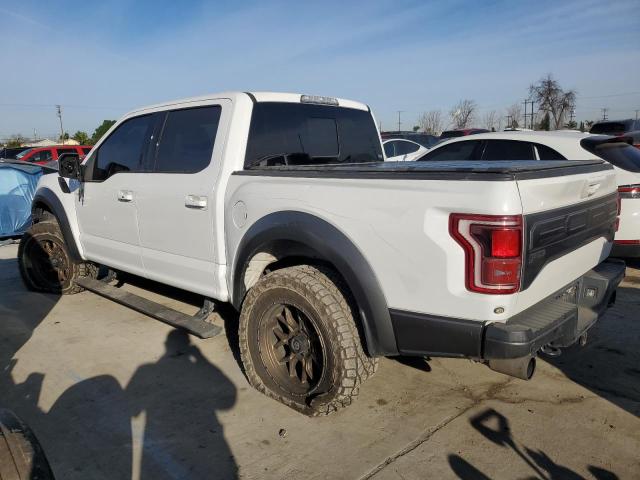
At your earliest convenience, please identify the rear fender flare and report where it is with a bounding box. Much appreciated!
[231,211,397,356]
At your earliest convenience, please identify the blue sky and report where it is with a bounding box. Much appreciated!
[1,0,639,139]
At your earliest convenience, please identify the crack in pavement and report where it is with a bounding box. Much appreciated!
[357,379,512,480]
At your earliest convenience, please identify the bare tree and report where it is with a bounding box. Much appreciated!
[505,104,522,128]
[483,110,501,131]
[418,110,443,135]
[449,100,476,129]
[529,74,576,130]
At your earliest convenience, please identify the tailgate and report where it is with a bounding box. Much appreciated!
[515,165,618,312]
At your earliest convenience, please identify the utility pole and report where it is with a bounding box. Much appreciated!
[506,115,513,129]
[569,107,575,126]
[56,105,65,145]
[601,108,608,121]
[523,100,529,130]
[530,101,535,130]
[635,109,639,120]
[396,111,403,132]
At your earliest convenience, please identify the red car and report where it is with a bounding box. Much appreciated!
[15,145,92,165]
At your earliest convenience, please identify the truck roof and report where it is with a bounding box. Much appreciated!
[127,91,369,116]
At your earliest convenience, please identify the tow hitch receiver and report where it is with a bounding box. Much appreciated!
[75,277,222,338]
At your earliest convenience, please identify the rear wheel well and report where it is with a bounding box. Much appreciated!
[31,202,55,223]
[241,241,372,355]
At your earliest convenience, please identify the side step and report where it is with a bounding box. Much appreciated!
[75,277,222,339]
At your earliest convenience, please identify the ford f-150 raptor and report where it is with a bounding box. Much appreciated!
[19,91,625,415]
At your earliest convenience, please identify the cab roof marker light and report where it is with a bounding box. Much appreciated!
[300,95,339,106]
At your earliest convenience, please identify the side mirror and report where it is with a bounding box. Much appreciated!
[58,153,82,180]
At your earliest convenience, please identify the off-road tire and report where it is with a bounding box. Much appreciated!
[18,217,97,295]
[239,264,378,416]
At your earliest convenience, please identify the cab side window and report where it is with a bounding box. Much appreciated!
[32,149,53,162]
[384,142,396,158]
[91,115,155,180]
[154,106,221,173]
[395,141,420,155]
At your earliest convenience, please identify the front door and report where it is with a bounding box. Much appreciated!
[75,114,159,276]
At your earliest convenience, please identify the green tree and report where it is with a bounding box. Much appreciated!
[58,132,70,143]
[412,125,420,132]
[537,112,551,131]
[564,120,577,129]
[529,74,576,130]
[72,131,90,144]
[579,121,585,132]
[91,120,116,145]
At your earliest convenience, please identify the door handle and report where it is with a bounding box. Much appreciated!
[185,194,208,209]
[117,190,133,202]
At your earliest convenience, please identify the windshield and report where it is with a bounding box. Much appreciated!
[593,143,640,172]
[15,148,33,159]
[244,102,383,168]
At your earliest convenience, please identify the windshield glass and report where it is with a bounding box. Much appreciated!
[244,102,383,167]
[594,143,640,172]
[15,148,32,159]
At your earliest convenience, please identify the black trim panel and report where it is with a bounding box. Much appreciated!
[233,159,611,182]
[610,243,640,258]
[32,189,82,262]
[232,211,397,356]
[390,309,484,357]
[522,192,618,289]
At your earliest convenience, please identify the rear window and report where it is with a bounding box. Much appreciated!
[244,102,382,167]
[590,121,632,135]
[592,143,640,172]
[440,130,465,139]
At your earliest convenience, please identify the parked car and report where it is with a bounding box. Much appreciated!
[21,92,624,415]
[440,128,489,139]
[417,131,640,257]
[380,132,439,148]
[383,138,428,161]
[590,119,640,148]
[15,145,92,165]
[0,146,33,160]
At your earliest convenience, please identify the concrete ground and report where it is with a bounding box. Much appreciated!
[1,242,639,480]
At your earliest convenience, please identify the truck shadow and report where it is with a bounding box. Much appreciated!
[449,408,619,480]
[0,249,239,479]
[543,285,640,418]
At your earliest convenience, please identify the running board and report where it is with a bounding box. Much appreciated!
[75,277,222,339]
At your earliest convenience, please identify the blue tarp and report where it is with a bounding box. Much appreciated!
[0,162,44,238]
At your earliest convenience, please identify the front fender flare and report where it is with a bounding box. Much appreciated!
[32,188,83,262]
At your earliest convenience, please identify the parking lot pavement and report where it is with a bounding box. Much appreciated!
[1,243,639,480]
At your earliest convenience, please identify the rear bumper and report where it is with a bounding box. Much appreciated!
[390,259,626,360]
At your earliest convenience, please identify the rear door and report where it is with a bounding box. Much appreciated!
[134,100,230,297]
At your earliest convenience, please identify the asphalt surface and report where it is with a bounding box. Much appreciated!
[1,243,639,479]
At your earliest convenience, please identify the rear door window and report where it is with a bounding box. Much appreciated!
[154,105,222,173]
[383,142,396,158]
[419,140,480,161]
[535,144,566,160]
[31,149,53,162]
[481,140,535,160]
[245,102,382,167]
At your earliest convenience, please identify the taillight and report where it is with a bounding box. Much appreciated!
[449,214,523,294]
[618,184,640,199]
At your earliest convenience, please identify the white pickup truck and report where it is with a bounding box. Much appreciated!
[19,92,625,415]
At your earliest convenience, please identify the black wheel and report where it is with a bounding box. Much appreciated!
[0,409,54,480]
[239,265,378,416]
[18,218,96,295]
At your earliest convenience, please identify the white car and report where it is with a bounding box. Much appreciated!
[417,131,640,257]
[383,138,428,161]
